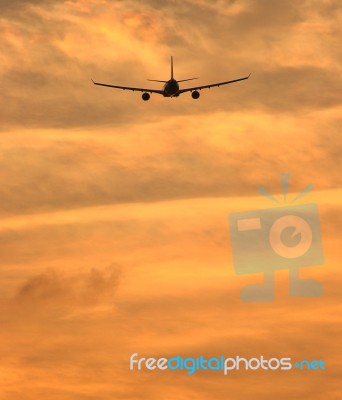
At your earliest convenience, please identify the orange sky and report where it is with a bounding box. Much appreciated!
[0,1,341,399]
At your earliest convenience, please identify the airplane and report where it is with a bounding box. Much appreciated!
[92,57,250,100]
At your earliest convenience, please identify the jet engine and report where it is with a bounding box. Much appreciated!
[142,92,150,101]
[191,90,200,99]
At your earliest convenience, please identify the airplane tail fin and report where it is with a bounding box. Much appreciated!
[171,56,174,79]
[148,57,198,83]
[147,56,174,82]
[171,56,199,82]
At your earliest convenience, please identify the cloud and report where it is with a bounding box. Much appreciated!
[0,109,340,217]
[16,265,120,305]
[0,191,340,399]
[0,0,341,130]
[0,0,56,15]
[0,1,341,399]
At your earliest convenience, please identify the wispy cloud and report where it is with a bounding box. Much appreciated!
[1,0,341,398]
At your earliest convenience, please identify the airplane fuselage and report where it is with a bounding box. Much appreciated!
[163,78,180,97]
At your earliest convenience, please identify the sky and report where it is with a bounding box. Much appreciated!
[0,0,341,399]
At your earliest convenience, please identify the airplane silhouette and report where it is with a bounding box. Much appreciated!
[92,57,250,100]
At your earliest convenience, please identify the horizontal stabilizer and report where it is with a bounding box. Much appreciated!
[147,79,168,83]
[177,77,199,83]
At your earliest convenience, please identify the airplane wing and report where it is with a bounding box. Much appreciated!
[178,73,251,94]
[91,79,164,95]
